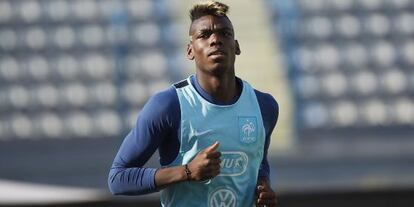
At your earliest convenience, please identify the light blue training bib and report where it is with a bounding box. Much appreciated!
[161,76,265,207]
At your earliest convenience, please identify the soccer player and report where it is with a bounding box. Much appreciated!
[108,1,279,206]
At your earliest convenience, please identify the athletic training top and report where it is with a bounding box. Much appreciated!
[161,76,266,207]
[108,75,279,196]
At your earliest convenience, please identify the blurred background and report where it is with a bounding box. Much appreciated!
[0,0,414,206]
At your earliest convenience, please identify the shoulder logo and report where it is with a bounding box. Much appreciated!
[238,116,258,144]
[173,79,189,89]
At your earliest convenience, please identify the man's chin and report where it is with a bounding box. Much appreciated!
[205,64,229,75]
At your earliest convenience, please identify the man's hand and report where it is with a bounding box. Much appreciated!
[187,141,221,181]
[256,178,277,207]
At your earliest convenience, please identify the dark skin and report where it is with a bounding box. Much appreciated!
[187,15,241,104]
[155,15,277,206]
[257,177,278,207]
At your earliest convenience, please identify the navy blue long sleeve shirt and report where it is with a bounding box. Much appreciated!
[108,76,279,195]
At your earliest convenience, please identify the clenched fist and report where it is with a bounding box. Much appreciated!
[187,141,222,181]
[256,178,277,207]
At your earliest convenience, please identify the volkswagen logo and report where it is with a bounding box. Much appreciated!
[209,188,237,207]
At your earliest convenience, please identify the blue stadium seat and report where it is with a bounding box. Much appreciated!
[0,29,17,51]
[89,82,117,107]
[0,1,12,23]
[65,111,93,138]
[132,22,161,47]
[79,24,106,48]
[92,110,122,137]
[33,84,59,108]
[127,0,154,21]
[25,26,47,50]
[61,82,89,108]
[54,54,81,81]
[52,26,76,49]
[0,56,20,82]
[18,0,42,23]
[121,81,148,107]
[71,0,99,21]
[36,112,64,138]
[46,0,70,22]
[330,100,358,127]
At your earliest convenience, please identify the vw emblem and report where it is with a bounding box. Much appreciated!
[209,188,237,207]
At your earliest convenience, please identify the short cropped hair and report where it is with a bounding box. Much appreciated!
[189,1,229,23]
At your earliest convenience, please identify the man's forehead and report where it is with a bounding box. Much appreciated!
[190,15,233,33]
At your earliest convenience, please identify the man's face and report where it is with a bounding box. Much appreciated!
[187,15,240,75]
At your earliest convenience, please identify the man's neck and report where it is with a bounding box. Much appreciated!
[195,71,239,104]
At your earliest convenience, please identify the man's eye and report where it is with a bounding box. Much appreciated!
[199,32,210,38]
[223,31,232,37]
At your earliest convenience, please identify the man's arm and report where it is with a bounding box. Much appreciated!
[109,129,222,195]
[108,87,222,195]
[108,87,178,195]
[256,90,279,181]
[255,90,279,206]
[108,130,158,195]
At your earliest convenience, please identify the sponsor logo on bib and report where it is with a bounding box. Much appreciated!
[218,151,248,176]
[209,188,237,207]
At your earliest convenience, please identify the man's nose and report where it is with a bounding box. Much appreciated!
[209,32,223,46]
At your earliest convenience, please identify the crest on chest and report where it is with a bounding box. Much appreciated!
[238,116,258,144]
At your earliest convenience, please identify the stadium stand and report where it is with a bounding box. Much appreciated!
[265,0,414,142]
[0,0,183,141]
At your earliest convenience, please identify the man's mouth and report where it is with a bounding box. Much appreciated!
[208,50,226,56]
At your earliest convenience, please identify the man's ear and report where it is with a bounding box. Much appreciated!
[187,43,194,60]
[235,40,241,55]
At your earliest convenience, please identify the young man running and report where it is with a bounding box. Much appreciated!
[109,1,278,206]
